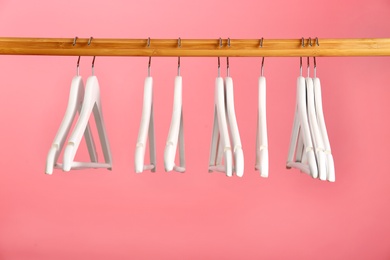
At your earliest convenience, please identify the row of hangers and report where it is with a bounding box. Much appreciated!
[45,37,334,181]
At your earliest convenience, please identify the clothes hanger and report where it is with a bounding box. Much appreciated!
[164,38,186,173]
[62,37,113,171]
[255,38,269,177]
[286,38,318,177]
[45,37,97,174]
[313,54,335,182]
[135,38,156,173]
[305,55,327,180]
[224,39,244,177]
[209,40,233,176]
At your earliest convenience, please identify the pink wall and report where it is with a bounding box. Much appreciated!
[0,0,390,259]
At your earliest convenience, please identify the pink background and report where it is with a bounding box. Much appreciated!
[0,0,390,259]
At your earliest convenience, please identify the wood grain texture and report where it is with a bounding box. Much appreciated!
[0,37,389,57]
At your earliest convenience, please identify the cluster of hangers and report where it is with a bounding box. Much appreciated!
[45,37,112,174]
[286,38,335,182]
[45,36,334,181]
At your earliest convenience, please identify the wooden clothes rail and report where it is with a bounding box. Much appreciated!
[0,37,390,57]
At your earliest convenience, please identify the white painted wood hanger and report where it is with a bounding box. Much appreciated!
[313,58,335,182]
[224,57,244,177]
[164,56,185,173]
[286,58,318,178]
[135,57,156,173]
[45,58,98,174]
[209,56,233,176]
[62,56,112,171]
[255,57,269,178]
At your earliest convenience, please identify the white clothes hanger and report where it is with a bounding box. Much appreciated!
[45,55,98,174]
[313,57,335,182]
[225,55,244,177]
[164,42,185,173]
[62,47,112,171]
[209,54,233,176]
[286,55,318,178]
[255,52,269,178]
[135,54,156,173]
[305,58,327,180]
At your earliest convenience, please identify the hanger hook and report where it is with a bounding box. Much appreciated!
[227,38,231,76]
[177,37,181,76]
[77,56,81,76]
[73,36,78,46]
[300,37,304,76]
[314,56,317,78]
[147,37,151,77]
[73,37,81,76]
[226,58,230,77]
[217,57,220,77]
[218,38,222,77]
[88,37,95,75]
[315,37,320,46]
[308,37,312,47]
[260,37,264,76]
[307,56,310,77]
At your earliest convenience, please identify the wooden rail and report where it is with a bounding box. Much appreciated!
[0,37,389,57]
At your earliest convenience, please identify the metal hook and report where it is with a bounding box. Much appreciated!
[147,37,150,47]
[218,57,220,77]
[260,37,264,76]
[227,57,230,77]
[73,37,81,76]
[300,37,304,76]
[147,38,151,77]
[227,38,231,76]
[314,56,317,78]
[308,37,312,47]
[218,38,222,77]
[178,57,181,76]
[73,36,78,46]
[315,37,320,46]
[88,37,95,75]
[76,56,81,76]
[300,57,302,76]
[307,57,310,77]
[91,56,96,76]
[177,37,181,76]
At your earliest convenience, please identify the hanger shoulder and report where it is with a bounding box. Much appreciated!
[46,76,97,174]
[216,77,233,177]
[63,75,112,172]
[256,76,269,177]
[164,75,185,172]
[135,76,155,173]
[313,77,335,182]
[306,77,327,180]
[297,76,318,178]
[225,76,244,177]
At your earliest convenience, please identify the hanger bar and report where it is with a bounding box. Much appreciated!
[0,37,390,57]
